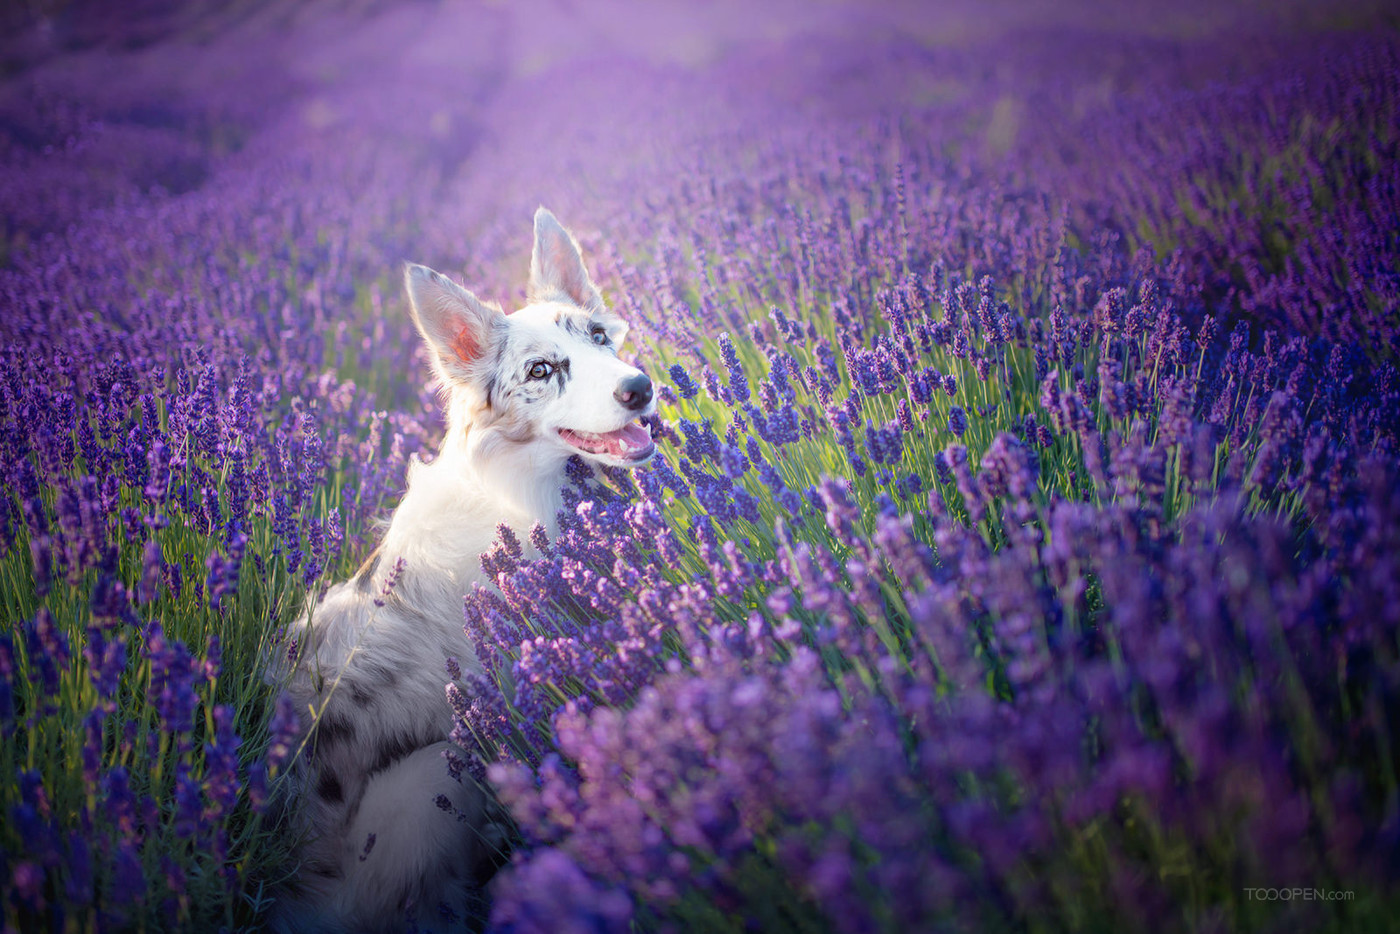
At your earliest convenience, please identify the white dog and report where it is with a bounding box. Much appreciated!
[268,208,656,932]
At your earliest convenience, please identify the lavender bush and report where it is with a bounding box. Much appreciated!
[2,1,1397,931]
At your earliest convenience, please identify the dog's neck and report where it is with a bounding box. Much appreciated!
[444,424,571,532]
[375,403,571,589]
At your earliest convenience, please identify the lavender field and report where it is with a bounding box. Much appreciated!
[3,0,1399,930]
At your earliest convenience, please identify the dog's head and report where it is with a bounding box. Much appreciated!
[405,208,655,469]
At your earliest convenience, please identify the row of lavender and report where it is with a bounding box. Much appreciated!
[2,4,1398,930]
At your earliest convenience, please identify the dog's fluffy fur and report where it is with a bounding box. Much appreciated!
[267,209,655,932]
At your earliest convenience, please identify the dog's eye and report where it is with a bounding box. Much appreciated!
[590,327,608,346]
[527,361,553,380]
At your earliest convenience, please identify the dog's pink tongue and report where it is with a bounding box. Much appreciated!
[560,421,653,458]
[608,422,652,452]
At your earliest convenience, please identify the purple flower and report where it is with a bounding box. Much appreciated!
[866,419,905,465]
[111,841,145,908]
[23,609,69,707]
[172,764,204,839]
[265,692,303,775]
[205,530,247,607]
[138,537,163,604]
[29,534,54,599]
[371,555,407,607]
[717,334,750,404]
[717,443,749,479]
[948,406,968,438]
[203,704,242,817]
[492,848,633,934]
[669,364,700,399]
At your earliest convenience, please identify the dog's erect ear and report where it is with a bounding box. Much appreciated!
[529,207,604,311]
[404,263,504,382]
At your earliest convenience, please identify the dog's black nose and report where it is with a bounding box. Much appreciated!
[614,373,653,411]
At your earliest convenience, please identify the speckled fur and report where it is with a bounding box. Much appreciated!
[266,208,654,933]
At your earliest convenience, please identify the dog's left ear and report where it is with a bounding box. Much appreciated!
[529,207,604,312]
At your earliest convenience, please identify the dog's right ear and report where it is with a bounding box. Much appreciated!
[404,263,504,383]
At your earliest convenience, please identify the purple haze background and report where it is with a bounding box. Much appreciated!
[1,0,1398,931]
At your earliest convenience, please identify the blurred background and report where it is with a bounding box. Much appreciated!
[3,0,1394,257]
[2,0,1395,341]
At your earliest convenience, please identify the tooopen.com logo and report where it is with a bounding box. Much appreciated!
[1243,888,1355,902]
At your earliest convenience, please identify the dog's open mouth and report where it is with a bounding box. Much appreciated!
[557,421,655,462]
